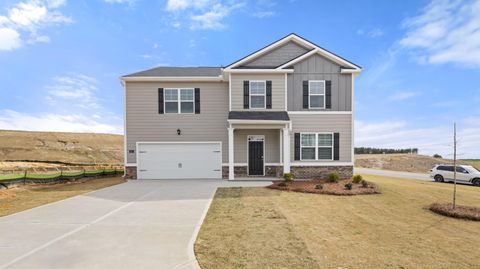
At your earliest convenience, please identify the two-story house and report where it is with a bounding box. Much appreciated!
[121,33,361,180]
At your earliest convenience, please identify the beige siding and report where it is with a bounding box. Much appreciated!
[287,54,352,111]
[289,114,352,162]
[241,41,309,68]
[233,129,280,163]
[231,73,285,111]
[125,81,229,163]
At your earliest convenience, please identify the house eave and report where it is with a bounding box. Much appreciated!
[121,76,225,82]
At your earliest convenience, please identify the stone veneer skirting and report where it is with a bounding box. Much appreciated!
[222,166,283,179]
[125,166,137,179]
[290,165,353,179]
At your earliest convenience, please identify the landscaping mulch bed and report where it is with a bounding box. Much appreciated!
[428,202,480,221]
[268,179,380,195]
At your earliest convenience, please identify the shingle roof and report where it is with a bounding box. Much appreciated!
[228,111,290,121]
[123,67,222,77]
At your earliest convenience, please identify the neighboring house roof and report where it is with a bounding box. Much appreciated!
[123,67,222,77]
[228,111,290,121]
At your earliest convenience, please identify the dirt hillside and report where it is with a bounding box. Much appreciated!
[355,154,480,173]
[0,130,123,167]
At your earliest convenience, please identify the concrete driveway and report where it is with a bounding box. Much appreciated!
[0,179,269,269]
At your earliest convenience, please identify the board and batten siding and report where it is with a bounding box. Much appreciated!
[233,129,280,163]
[241,41,309,68]
[289,114,352,162]
[287,54,352,111]
[125,81,229,163]
[230,73,285,111]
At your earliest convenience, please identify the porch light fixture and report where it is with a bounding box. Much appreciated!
[177,129,181,135]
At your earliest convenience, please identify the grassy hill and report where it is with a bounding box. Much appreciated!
[0,130,123,169]
[355,153,480,173]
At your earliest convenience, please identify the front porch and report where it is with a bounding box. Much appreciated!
[226,111,291,180]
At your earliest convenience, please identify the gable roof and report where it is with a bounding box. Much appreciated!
[123,67,222,78]
[224,33,361,72]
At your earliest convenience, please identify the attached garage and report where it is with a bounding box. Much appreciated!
[136,142,222,179]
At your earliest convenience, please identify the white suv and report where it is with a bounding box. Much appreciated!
[430,164,480,186]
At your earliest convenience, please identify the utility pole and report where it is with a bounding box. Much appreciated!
[453,123,457,209]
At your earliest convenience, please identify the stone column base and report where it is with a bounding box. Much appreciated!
[125,166,137,179]
[222,166,283,179]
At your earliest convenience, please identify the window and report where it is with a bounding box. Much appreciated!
[300,133,333,160]
[309,80,325,109]
[164,88,194,114]
[250,81,266,109]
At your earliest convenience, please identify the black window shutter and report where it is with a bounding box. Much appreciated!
[326,81,332,109]
[266,80,272,109]
[294,133,300,160]
[158,88,164,114]
[302,81,308,109]
[243,81,249,109]
[333,132,340,160]
[194,88,200,114]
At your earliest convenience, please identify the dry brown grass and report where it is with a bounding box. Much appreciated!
[195,175,480,269]
[0,177,126,217]
[429,202,480,221]
[355,153,480,173]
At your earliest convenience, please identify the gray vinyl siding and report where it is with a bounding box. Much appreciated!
[233,129,280,163]
[289,114,352,162]
[287,54,352,111]
[230,73,285,111]
[241,41,310,68]
[125,81,229,163]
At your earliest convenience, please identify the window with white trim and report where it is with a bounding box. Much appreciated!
[164,88,194,113]
[300,133,333,160]
[249,81,266,109]
[309,80,325,109]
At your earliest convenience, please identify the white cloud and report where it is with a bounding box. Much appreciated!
[355,119,480,158]
[400,0,480,67]
[432,100,458,107]
[0,28,21,50]
[389,91,419,101]
[357,27,384,38]
[0,109,122,134]
[166,0,212,11]
[253,10,275,18]
[103,0,136,5]
[45,74,101,110]
[0,0,71,51]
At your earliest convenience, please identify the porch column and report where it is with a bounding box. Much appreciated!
[282,127,290,174]
[228,127,234,180]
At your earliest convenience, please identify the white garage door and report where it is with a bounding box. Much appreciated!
[137,142,222,179]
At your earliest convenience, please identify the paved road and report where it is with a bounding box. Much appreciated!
[0,179,270,269]
[354,167,431,181]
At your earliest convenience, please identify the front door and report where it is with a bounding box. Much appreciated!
[248,136,264,176]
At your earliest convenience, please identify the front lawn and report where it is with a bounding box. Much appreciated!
[0,177,126,217]
[195,175,480,269]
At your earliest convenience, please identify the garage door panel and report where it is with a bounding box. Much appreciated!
[137,143,222,179]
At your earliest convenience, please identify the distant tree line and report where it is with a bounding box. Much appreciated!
[355,147,418,154]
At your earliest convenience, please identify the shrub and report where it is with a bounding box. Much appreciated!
[283,172,293,182]
[352,174,363,184]
[328,172,340,183]
[315,184,323,190]
[345,183,353,190]
[361,180,368,188]
[433,154,442,158]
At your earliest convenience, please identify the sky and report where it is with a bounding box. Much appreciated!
[0,0,479,158]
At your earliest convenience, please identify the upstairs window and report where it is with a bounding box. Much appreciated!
[164,88,194,114]
[300,133,333,160]
[309,80,325,109]
[249,81,266,109]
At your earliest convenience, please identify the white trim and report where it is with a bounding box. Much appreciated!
[228,73,232,111]
[351,74,355,164]
[299,132,334,161]
[227,119,290,125]
[125,163,137,167]
[121,76,223,82]
[308,80,326,109]
[288,111,352,115]
[291,162,353,166]
[247,135,265,176]
[222,69,294,73]
[277,49,318,69]
[164,88,195,114]
[249,80,266,109]
[283,127,291,173]
[122,80,127,175]
[284,73,288,110]
[228,127,235,180]
[340,68,362,74]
